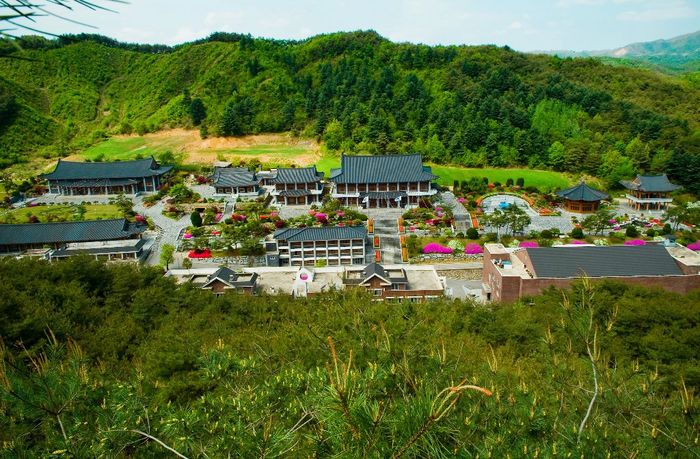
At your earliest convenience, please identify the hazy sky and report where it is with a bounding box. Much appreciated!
[12,0,700,51]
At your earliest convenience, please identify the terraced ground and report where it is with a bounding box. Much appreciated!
[0,204,121,224]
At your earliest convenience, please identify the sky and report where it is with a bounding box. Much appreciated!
[8,0,700,52]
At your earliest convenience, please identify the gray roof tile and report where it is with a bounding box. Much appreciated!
[526,245,682,278]
[210,167,259,187]
[331,154,438,184]
[274,225,367,242]
[0,219,145,247]
[620,174,681,193]
[556,182,609,202]
[42,157,171,180]
[272,167,323,184]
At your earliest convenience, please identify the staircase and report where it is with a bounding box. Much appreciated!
[372,217,403,264]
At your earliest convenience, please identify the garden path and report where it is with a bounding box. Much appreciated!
[133,196,190,266]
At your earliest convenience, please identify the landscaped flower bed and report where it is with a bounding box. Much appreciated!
[287,204,367,229]
[688,241,700,251]
[464,243,483,255]
[188,249,212,258]
[422,242,453,254]
[402,205,453,231]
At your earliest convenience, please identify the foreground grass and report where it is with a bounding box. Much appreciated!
[0,204,122,224]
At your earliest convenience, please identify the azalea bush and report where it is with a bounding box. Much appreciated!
[688,241,700,251]
[422,242,453,254]
[464,243,483,255]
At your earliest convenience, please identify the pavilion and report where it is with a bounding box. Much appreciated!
[556,182,609,213]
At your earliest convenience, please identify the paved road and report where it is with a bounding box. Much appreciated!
[439,191,471,233]
[133,196,190,266]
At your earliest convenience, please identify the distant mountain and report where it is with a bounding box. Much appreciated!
[540,30,700,73]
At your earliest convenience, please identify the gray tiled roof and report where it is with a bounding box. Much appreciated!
[274,225,367,242]
[331,154,438,184]
[203,266,258,288]
[55,178,139,188]
[272,167,323,184]
[42,157,171,180]
[360,191,407,199]
[51,238,146,257]
[556,182,609,202]
[210,167,259,187]
[526,245,682,278]
[620,174,681,193]
[0,219,145,247]
[278,189,312,197]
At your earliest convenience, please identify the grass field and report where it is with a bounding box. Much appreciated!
[428,164,572,190]
[0,204,122,224]
[73,130,321,166]
[314,156,572,191]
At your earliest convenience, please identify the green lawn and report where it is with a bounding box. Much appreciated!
[82,137,155,161]
[428,164,571,190]
[0,204,122,224]
[315,156,572,191]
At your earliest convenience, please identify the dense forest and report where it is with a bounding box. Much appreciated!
[0,257,698,457]
[1,32,700,192]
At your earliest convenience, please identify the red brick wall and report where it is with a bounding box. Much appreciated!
[518,275,700,299]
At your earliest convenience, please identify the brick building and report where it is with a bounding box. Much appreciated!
[482,243,700,302]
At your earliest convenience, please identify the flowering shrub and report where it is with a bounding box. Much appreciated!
[422,243,453,254]
[570,240,586,245]
[518,241,539,248]
[687,241,700,251]
[188,249,212,258]
[624,239,646,246]
[593,239,609,246]
[447,240,464,251]
[464,243,483,255]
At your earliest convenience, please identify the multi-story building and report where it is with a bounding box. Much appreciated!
[482,243,700,303]
[330,154,438,208]
[268,226,368,267]
[620,174,681,211]
[270,167,324,205]
[210,167,262,199]
[41,157,171,195]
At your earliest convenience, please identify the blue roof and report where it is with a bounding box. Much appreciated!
[42,157,171,181]
[0,219,144,247]
[330,154,438,184]
[274,226,367,242]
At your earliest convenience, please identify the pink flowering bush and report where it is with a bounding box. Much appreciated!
[624,239,646,246]
[687,241,700,251]
[570,240,586,245]
[464,243,483,255]
[518,241,539,248]
[423,242,453,254]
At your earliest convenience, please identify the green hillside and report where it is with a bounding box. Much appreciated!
[1,32,700,192]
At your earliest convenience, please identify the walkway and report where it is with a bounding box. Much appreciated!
[439,191,471,233]
[373,216,403,264]
[133,196,191,266]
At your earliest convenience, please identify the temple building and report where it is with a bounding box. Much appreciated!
[620,174,681,211]
[330,154,438,208]
[270,167,324,205]
[482,243,700,303]
[556,182,609,213]
[41,157,171,195]
[200,266,258,295]
[343,262,445,301]
[210,167,262,198]
[268,226,368,267]
[0,218,146,256]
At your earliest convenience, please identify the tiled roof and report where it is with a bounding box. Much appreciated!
[272,167,323,184]
[274,225,367,242]
[210,167,259,187]
[203,266,258,288]
[526,245,682,278]
[54,178,139,188]
[361,191,407,200]
[42,157,171,180]
[620,174,681,193]
[278,189,312,197]
[0,219,145,247]
[331,154,438,184]
[51,238,146,257]
[556,182,609,202]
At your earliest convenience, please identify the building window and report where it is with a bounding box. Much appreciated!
[373,289,383,297]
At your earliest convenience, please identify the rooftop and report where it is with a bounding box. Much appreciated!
[0,219,145,247]
[526,244,683,278]
[556,182,609,202]
[330,154,438,184]
[42,157,171,180]
[210,167,259,187]
[620,174,681,193]
[272,166,323,184]
[273,225,367,242]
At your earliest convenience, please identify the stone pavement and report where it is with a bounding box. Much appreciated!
[133,196,190,266]
[438,191,471,233]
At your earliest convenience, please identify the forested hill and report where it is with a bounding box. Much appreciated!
[1,31,699,189]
